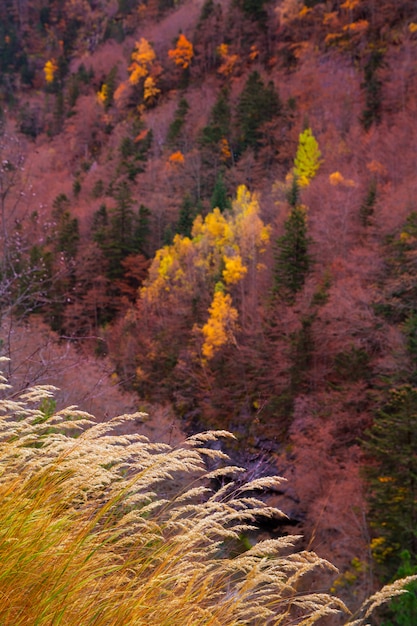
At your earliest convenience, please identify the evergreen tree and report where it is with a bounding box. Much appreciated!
[361,49,384,131]
[200,89,231,149]
[176,194,197,238]
[52,194,79,260]
[273,179,311,301]
[359,179,377,226]
[106,182,137,280]
[363,386,417,579]
[56,211,79,260]
[167,97,190,147]
[119,127,153,181]
[91,204,109,248]
[92,191,151,281]
[236,72,281,155]
[210,174,231,212]
[238,0,269,26]
[133,204,151,256]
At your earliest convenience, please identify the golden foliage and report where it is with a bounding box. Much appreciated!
[192,207,233,249]
[168,34,194,69]
[222,254,247,285]
[343,19,369,33]
[201,289,238,359]
[249,44,259,61]
[217,42,229,57]
[217,43,239,76]
[325,32,344,45]
[168,150,185,165]
[329,171,355,187]
[140,186,270,359]
[129,37,156,85]
[329,171,344,185]
[341,0,361,9]
[323,11,339,26]
[96,83,109,105]
[298,5,312,17]
[143,75,160,102]
[141,234,194,303]
[44,59,58,84]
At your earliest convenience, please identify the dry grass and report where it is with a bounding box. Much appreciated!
[0,357,413,625]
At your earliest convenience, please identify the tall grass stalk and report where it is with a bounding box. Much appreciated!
[0,358,413,624]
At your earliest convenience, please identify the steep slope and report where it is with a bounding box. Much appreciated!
[1,0,417,612]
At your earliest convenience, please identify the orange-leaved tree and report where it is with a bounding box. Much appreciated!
[168,34,194,69]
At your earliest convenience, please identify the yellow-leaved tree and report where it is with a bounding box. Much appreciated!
[143,76,160,102]
[126,185,270,398]
[44,59,58,84]
[129,38,156,84]
[201,286,238,360]
[293,127,322,187]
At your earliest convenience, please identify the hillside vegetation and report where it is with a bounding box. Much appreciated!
[1,0,417,620]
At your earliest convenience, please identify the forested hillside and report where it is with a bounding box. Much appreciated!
[2,0,417,620]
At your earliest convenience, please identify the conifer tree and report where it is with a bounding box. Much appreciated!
[210,173,231,212]
[176,194,197,238]
[133,204,151,256]
[236,72,281,155]
[238,0,269,26]
[167,97,190,147]
[273,178,311,301]
[359,179,377,226]
[361,49,384,131]
[200,89,231,149]
[363,386,417,579]
[51,194,79,260]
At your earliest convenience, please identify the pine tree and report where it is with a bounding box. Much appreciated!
[167,97,190,147]
[238,0,269,26]
[133,204,151,256]
[363,386,417,579]
[52,194,79,260]
[361,49,384,131]
[199,89,231,149]
[176,194,197,237]
[359,179,377,226]
[236,72,281,155]
[210,174,231,212]
[273,179,311,301]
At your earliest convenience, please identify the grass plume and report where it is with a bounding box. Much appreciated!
[0,360,413,624]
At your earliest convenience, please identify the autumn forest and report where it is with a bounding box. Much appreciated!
[2,0,417,623]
